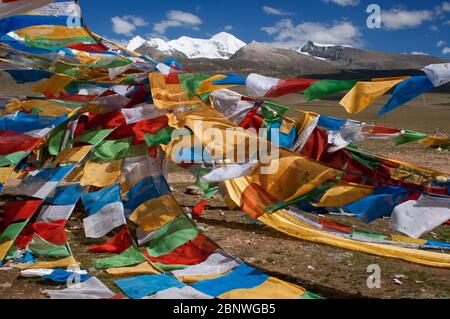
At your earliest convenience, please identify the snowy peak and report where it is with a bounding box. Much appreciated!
[299,40,351,51]
[127,32,246,60]
[128,36,147,52]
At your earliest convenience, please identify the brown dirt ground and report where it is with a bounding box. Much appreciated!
[0,93,449,299]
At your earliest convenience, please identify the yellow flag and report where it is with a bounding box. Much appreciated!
[312,183,374,207]
[106,262,161,277]
[20,256,79,270]
[176,271,234,284]
[54,146,93,165]
[16,26,90,40]
[250,150,338,202]
[129,194,182,232]
[80,160,123,188]
[294,111,319,133]
[0,240,14,261]
[279,118,296,135]
[219,277,306,299]
[196,74,235,95]
[391,234,427,246]
[0,167,14,185]
[224,178,450,268]
[5,99,76,117]
[32,74,74,97]
[418,136,450,147]
[174,105,261,163]
[150,72,202,110]
[340,78,407,113]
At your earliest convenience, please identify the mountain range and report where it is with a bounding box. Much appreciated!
[128,32,246,60]
[128,32,449,78]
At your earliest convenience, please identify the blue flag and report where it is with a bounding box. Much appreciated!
[378,76,434,116]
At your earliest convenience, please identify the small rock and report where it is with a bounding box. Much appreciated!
[184,186,204,196]
[307,265,315,271]
[393,279,403,285]
[0,282,12,288]
[395,274,406,279]
[0,266,12,271]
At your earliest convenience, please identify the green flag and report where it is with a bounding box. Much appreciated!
[90,57,132,69]
[48,123,67,156]
[93,246,147,270]
[263,102,290,116]
[351,231,386,240]
[73,129,114,146]
[92,138,132,162]
[0,151,27,167]
[146,215,199,258]
[144,127,175,147]
[27,234,72,258]
[265,180,336,214]
[349,152,381,171]
[178,73,212,100]
[304,80,357,101]
[395,130,428,146]
[0,221,29,244]
[299,291,326,299]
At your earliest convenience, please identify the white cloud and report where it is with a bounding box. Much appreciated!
[261,19,362,48]
[430,25,440,32]
[436,1,450,15]
[443,47,450,54]
[437,40,447,47]
[322,0,360,7]
[111,15,148,36]
[444,1,450,11]
[262,6,295,16]
[381,8,434,30]
[224,25,233,31]
[410,51,429,56]
[154,10,202,34]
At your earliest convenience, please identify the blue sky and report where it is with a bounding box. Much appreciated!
[80,0,450,57]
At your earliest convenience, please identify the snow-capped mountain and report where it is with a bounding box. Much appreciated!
[127,32,246,60]
[297,40,448,70]
[127,36,147,52]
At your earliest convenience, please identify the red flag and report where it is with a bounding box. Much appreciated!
[86,112,126,130]
[2,200,42,228]
[107,116,169,144]
[300,127,328,161]
[14,225,35,249]
[192,200,208,217]
[319,217,352,234]
[240,183,278,219]
[0,130,41,155]
[66,42,110,54]
[89,226,133,254]
[266,78,318,98]
[371,125,401,135]
[32,220,67,245]
[145,233,217,266]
